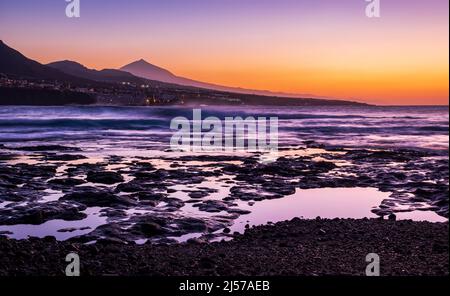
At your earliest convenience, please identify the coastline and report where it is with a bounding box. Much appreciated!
[0,106,448,276]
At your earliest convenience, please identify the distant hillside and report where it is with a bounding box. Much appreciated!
[0,40,89,83]
[0,41,367,106]
[47,60,148,84]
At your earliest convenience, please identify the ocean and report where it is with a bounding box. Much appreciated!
[0,105,448,152]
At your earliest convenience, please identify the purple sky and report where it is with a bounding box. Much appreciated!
[0,0,448,104]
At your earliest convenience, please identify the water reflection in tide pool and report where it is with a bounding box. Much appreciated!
[0,207,107,240]
[0,187,446,243]
[229,187,447,233]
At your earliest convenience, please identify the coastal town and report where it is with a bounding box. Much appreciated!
[0,74,185,105]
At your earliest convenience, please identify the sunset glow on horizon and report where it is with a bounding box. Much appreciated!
[0,0,448,105]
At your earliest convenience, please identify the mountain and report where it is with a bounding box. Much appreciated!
[120,59,320,98]
[47,60,148,84]
[120,59,178,84]
[0,40,89,83]
[0,39,329,100]
[0,41,366,106]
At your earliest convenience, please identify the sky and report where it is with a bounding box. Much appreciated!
[0,0,448,105]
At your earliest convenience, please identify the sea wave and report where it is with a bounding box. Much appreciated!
[0,105,448,151]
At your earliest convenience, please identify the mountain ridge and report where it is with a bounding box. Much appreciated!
[47,60,148,84]
[0,40,367,106]
[0,40,90,84]
[120,59,323,99]
[0,39,328,100]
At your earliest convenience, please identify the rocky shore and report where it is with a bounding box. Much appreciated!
[0,217,448,276]
[0,142,448,276]
[1,144,448,242]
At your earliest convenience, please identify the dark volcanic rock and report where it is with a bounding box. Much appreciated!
[13,164,57,179]
[66,163,107,176]
[188,191,210,199]
[60,190,135,207]
[0,219,447,276]
[8,145,82,152]
[137,222,165,237]
[0,192,27,202]
[226,208,251,215]
[193,200,229,213]
[116,181,146,192]
[176,217,208,232]
[0,202,87,225]
[0,153,16,162]
[87,171,124,185]
[134,192,167,202]
[0,144,448,277]
[48,178,86,186]
[43,154,87,161]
